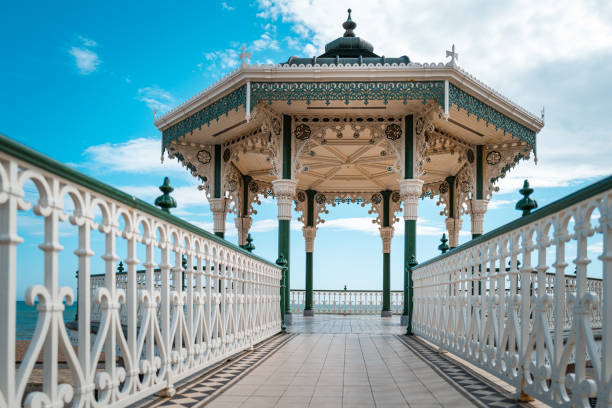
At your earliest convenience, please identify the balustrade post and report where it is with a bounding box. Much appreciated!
[599,197,612,406]
[0,161,21,407]
[125,220,140,392]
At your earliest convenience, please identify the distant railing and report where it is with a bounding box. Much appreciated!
[411,176,612,406]
[0,135,282,407]
[290,290,404,314]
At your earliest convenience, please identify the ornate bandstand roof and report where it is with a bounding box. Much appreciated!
[155,10,543,209]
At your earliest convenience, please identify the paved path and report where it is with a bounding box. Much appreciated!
[208,316,477,408]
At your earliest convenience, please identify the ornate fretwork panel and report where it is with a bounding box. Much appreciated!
[166,143,215,198]
[484,144,532,199]
[294,191,329,227]
[244,179,274,217]
[414,105,444,178]
[429,162,474,218]
[291,115,405,182]
[223,103,283,178]
[223,162,242,216]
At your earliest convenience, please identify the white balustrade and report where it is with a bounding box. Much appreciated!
[411,177,612,406]
[0,138,282,408]
[290,290,403,314]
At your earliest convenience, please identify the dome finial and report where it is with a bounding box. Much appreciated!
[343,8,356,37]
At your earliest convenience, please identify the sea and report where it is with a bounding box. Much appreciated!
[16,301,77,340]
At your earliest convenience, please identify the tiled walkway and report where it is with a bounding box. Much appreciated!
[208,316,478,408]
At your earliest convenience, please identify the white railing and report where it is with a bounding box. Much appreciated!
[0,136,282,408]
[411,176,612,407]
[290,290,404,314]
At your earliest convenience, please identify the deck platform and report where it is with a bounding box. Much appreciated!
[135,315,526,408]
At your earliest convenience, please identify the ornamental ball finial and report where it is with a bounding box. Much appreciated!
[245,233,255,252]
[154,177,177,213]
[438,233,450,254]
[406,254,418,269]
[515,179,538,217]
[276,253,287,268]
[343,8,356,37]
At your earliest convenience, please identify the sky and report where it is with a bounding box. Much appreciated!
[1,0,611,300]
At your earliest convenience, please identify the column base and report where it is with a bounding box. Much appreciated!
[381,310,392,318]
[400,314,409,326]
[303,309,314,317]
[284,313,293,325]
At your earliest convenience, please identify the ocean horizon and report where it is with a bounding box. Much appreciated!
[16,300,77,341]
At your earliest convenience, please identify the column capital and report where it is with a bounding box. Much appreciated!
[379,226,394,254]
[235,216,252,246]
[209,198,227,235]
[445,217,463,248]
[272,179,297,220]
[399,179,424,221]
[302,226,317,253]
[470,199,489,236]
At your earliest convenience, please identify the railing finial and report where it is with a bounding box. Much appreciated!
[438,233,449,254]
[154,176,177,213]
[245,233,255,252]
[515,179,538,217]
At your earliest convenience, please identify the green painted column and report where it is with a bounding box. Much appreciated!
[381,190,392,317]
[279,220,290,315]
[305,252,313,313]
[401,114,419,326]
[212,144,225,239]
[276,114,294,323]
[304,189,316,316]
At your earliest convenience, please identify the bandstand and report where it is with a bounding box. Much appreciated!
[155,10,544,323]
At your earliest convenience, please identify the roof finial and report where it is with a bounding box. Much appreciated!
[446,44,458,66]
[343,8,356,37]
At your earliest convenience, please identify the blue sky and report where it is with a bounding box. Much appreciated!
[1,1,611,299]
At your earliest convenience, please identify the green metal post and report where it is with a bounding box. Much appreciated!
[305,252,313,313]
[403,219,416,317]
[473,145,484,239]
[381,190,392,317]
[402,115,415,323]
[280,114,292,320]
[405,255,418,335]
[304,189,315,316]
[213,144,224,239]
[276,254,287,333]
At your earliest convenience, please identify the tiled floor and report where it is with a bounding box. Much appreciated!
[208,316,477,408]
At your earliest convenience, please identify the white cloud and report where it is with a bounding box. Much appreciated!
[254,0,612,191]
[252,32,279,51]
[69,47,100,75]
[78,36,97,47]
[137,86,175,113]
[83,137,185,174]
[487,199,514,210]
[221,2,235,10]
[255,1,612,77]
[69,36,101,75]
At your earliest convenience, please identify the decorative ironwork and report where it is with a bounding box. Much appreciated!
[486,150,501,165]
[250,81,445,107]
[297,191,307,202]
[223,148,231,162]
[315,193,327,205]
[461,180,471,193]
[295,124,311,140]
[466,149,474,163]
[196,149,211,164]
[439,182,449,194]
[449,83,536,148]
[162,85,246,149]
[371,193,383,204]
[385,124,402,141]
[249,181,259,193]
[391,191,401,202]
